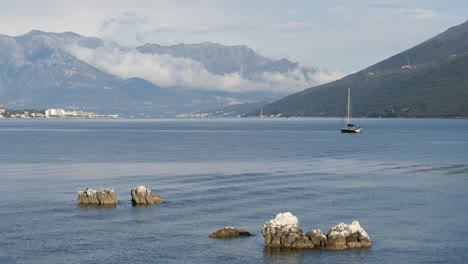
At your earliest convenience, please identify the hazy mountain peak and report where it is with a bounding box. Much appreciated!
[0,29,343,116]
[259,20,468,118]
[15,30,104,50]
[137,41,277,75]
[438,19,468,38]
[25,29,46,36]
[368,19,468,72]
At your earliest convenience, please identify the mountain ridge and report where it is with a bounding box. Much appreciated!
[136,42,304,77]
[0,30,313,116]
[256,20,468,118]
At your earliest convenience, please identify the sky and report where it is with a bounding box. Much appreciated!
[0,0,467,90]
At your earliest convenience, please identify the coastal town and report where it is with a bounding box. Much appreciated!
[0,107,119,119]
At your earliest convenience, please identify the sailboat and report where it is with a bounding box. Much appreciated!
[341,88,361,133]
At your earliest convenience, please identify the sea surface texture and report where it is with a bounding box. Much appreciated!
[0,118,467,263]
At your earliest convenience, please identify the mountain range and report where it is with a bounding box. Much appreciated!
[136,42,301,77]
[257,20,468,118]
[0,30,318,117]
[2,20,468,118]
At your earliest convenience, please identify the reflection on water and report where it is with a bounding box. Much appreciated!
[263,246,372,264]
[77,204,117,210]
[263,247,302,264]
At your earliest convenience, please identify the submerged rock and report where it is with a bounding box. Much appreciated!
[77,188,117,205]
[130,185,162,205]
[262,212,372,250]
[209,226,254,238]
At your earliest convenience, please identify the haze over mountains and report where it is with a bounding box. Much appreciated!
[259,20,468,118]
[0,30,336,117]
[2,19,468,118]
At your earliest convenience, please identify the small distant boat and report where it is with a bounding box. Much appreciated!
[341,88,361,133]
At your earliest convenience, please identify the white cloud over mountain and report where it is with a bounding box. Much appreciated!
[67,43,347,94]
[0,1,465,71]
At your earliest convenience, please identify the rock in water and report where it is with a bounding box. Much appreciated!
[262,212,372,250]
[262,212,315,249]
[209,226,253,238]
[130,185,163,205]
[77,188,117,205]
[305,229,327,248]
[326,220,372,250]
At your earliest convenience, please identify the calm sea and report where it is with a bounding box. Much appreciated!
[0,118,467,263]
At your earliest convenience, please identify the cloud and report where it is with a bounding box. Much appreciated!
[66,43,346,94]
[398,8,437,19]
[98,10,235,46]
[0,1,465,72]
[366,4,438,19]
[99,12,153,46]
[310,68,351,84]
[268,21,316,31]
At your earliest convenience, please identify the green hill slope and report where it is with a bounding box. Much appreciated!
[260,20,468,118]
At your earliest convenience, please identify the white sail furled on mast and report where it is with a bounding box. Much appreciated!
[341,88,361,133]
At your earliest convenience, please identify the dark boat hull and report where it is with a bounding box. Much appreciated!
[341,127,361,133]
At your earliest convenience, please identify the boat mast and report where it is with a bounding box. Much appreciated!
[347,88,350,125]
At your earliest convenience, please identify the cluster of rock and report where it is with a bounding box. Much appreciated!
[209,226,253,238]
[76,189,371,251]
[262,212,372,250]
[77,185,162,206]
[130,185,163,205]
[77,188,117,205]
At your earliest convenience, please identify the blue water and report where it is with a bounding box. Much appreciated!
[0,118,467,263]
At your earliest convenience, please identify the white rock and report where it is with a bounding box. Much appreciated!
[264,212,299,228]
[262,212,314,248]
[262,213,372,250]
[327,220,372,250]
[136,185,148,193]
[85,188,97,196]
[131,185,162,205]
[77,188,117,205]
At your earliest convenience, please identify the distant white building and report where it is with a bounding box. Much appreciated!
[45,109,66,117]
[45,109,86,117]
[44,108,118,118]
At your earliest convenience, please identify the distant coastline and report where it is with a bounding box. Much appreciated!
[0,107,119,119]
[1,106,466,119]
